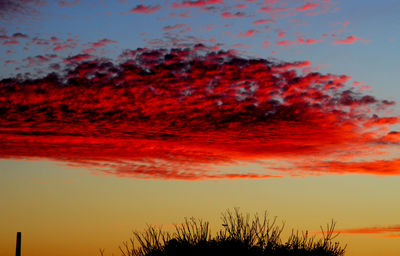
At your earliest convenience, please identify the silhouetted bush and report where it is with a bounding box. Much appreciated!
[101,208,346,256]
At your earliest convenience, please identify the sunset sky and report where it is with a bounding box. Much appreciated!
[1,0,400,255]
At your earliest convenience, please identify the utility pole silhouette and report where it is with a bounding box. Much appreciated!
[16,232,21,256]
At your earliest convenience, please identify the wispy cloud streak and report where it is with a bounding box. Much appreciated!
[333,225,400,238]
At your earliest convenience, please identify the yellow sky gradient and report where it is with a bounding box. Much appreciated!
[1,160,400,256]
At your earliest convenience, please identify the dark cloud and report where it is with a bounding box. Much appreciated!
[0,0,45,20]
[0,32,29,45]
[63,53,93,63]
[23,54,57,67]
[130,4,161,14]
[172,0,223,9]
[83,38,118,53]
[58,0,80,7]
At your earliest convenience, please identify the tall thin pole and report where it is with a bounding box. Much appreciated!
[16,232,21,256]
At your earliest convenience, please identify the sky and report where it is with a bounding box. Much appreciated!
[1,0,400,255]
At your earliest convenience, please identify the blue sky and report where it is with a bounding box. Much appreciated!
[1,0,399,105]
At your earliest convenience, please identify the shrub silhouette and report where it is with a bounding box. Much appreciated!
[102,208,346,256]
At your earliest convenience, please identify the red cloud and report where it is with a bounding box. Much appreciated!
[170,10,191,18]
[130,4,161,14]
[262,0,280,3]
[333,225,400,238]
[163,24,187,31]
[0,47,398,180]
[273,60,311,71]
[83,38,118,53]
[238,29,256,37]
[52,38,78,52]
[296,158,400,176]
[2,39,19,45]
[258,6,288,13]
[276,40,295,46]
[0,32,29,45]
[234,4,248,9]
[63,53,93,63]
[381,131,400,144]
[91,38,118,48]
[23,54,57,67]
[231,43,251,49]
[4,59,18,65]
[262,40,271,48]
[296,2,319,12]
[252,19,273,25]
[221,11,245,18]
[297,37,318,44]
[172,0,223,9]
[334,35,369,44]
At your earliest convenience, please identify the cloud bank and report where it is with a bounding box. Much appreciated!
[0,47,399,180]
